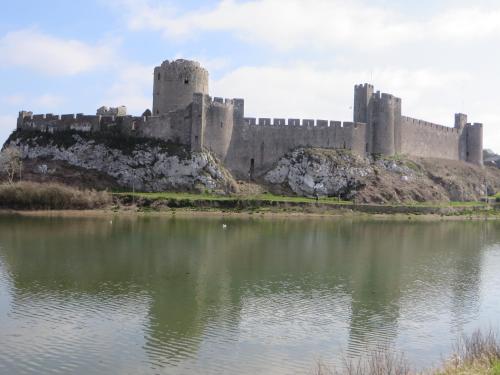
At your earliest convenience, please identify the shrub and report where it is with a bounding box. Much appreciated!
[0,181,112,210]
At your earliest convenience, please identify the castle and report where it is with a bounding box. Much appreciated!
[17,59,484,179]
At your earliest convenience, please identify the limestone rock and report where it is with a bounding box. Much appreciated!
[265,148,373,199]
[7,133,233,193]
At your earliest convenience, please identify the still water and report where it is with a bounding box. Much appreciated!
[0,215,499,374]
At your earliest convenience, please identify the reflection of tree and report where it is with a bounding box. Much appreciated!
[0,215,498,371]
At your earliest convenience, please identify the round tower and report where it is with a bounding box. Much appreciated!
[466,123,483,166]
[372,93,396,156]
[152,59,209,115]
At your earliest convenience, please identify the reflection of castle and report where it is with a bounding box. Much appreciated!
[17,59,483,178]
[0,217,497,372]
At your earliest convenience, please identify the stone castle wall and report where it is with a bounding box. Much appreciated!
[14,59,484,179]
[353,83,483,167]
[17,110,193,146]
[399,116,461,160]
[225,119,366,178]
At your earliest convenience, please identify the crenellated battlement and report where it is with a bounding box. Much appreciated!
[13,58,484,173]
[401,116,461,134]
[242,117,366,129]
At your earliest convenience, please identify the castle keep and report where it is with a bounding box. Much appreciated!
[17,59,484,178]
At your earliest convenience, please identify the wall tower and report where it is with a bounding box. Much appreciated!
[152,59,209,115]
[353,84,374,124]
[465,123,483,166]
[353,84,402,157]
[372,93,400,156]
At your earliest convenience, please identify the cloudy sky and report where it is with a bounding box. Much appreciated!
[1,0,499,151]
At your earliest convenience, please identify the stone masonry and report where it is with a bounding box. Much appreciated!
[16,59,484,179]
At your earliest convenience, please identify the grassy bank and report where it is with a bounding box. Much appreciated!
[114,191,497,217]
[315,329,500,375]
[0,182,111,210]
[0,182,497,216]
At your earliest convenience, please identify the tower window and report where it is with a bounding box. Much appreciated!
[184,78,189,84]
[220,122,223,128]
[157,73,161,81]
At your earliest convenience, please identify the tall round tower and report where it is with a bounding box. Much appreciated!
[466,123,483,166]
[152,59,209,115]
[372,93,397,156]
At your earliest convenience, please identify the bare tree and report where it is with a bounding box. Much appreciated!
[0,146,23,184]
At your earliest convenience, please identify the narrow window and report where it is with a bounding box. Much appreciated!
[195,136,199,143]
[156,109,159,115]
[157,73,161,81]
[184,78,189,84]
[366,143,369,152]
[220,121,223,128]
[343,141,346,149]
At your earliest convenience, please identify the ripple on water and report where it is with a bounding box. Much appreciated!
[1,219,500,374]
[0,286,152,374]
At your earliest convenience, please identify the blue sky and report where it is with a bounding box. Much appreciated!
[1,0,500,151]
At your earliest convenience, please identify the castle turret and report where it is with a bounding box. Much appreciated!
[455,113,467,129]
[456,113,468,161]
[465,123,483,166]
[353,84,374,124]
[152,59,209,115]
[372,93,400,156]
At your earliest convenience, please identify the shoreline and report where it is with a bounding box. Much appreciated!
[1,205,499,221]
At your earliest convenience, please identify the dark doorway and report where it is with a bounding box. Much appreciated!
[249,158,255,180]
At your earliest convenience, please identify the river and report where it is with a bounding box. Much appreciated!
[0,214,499,374]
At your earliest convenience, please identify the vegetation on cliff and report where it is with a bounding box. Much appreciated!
[2,131,500,205]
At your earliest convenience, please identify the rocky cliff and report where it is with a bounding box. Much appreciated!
[3,131,499,203]
[4,130,236,193]
[484,149,500,169]
[264,148,500,203]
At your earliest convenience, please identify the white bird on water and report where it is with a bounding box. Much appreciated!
[222,224,227,229]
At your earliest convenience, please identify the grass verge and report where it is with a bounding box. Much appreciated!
[113,191,352,205]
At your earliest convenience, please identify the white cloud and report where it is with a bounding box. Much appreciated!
[116,0,500,50]
[101,64,152,114]
[118,0,417,50]
[432,8,500,41]
[213,64,469,121]
[213,63,500,151]
[1,94,25,106]
[1,93,65,112]
[0,29,116,76]
[34,94,65,108]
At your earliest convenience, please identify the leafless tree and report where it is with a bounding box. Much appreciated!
[0,146,23,184]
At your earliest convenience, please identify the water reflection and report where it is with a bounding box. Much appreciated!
[0,215,499,374]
